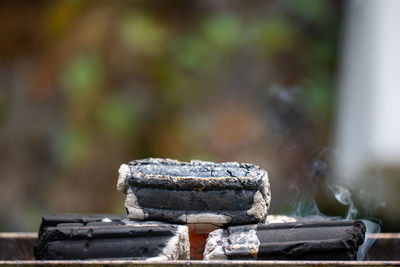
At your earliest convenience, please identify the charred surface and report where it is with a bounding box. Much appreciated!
[118,158,271,227]
[122,159,267,190]
[204,220,366,261]
[132,188,256,211]
[255,220,366,260]
[38,214,126,236]
[35,219,189,260]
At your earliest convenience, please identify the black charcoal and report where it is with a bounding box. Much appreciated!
[34,219,189,260]
[38,213,126,236]
[204,220,366,260]
[117,158,270,231]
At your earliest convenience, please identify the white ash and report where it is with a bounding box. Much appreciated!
[101,218,112,223]
[266,215,296,224]
[117,164,130,193]
[203,229,227,260]
[147,225,190,261]
[125,188,145,220]
[178,213,232,225]
[178,213,232,234]
[247,171,271,221]
[123,220,169,227]
[204,225,260,260]
[122,220,190,260]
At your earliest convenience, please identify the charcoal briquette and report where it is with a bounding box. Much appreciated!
[204,220,366,260]
[38,213,126,236]
[34,215,189,260]
[117,158,271,231]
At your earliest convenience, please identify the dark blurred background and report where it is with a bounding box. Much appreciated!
[0,0,371,232]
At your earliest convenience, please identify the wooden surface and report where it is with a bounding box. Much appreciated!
[0,233,400,265]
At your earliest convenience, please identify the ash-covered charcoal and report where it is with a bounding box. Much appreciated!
[34,219,189,260]
[265,215,297,224]
[117,158,271,231]
[38,213,126,236]
[204,220,366,260]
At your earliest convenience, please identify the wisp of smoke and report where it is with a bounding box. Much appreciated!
[287,148,382,260]
[328,183,381,260]
[329,184,358,220]
[358,219,381,260]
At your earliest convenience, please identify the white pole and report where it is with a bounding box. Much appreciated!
[336,0,400,225]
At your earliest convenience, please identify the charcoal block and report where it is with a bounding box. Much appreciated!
[117,158,271,231]
[34,218,189,260]
[204,220,366,260]
[38,214,126,236]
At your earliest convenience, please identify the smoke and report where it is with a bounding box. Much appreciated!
[291,196,323,218]
[289,148,331,217]
[328,183,381,260]
[329,184,358,220]
[358,219,381,260]
[287,148,382,260]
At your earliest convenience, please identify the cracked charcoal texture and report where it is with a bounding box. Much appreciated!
[34,218,187,260]
[38,214,126,236]
[255,220,366,260]
[119,158,270,226]
[123,158,267,190]
[205,220,366,260]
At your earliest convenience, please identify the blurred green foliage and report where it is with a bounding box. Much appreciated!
[58,126,92,167]
[62,53,104,100]
[301,72,335,121]
[255,18,296,56]
[97,94,140,139]
[0,0,343,231]
[202,15,242,49]
[120,13,168,55]
[288,0,329,20]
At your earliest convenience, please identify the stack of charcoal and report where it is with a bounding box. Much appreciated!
[35,158,367,261]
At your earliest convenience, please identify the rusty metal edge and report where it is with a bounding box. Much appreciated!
[367,233,400,239]
[1,260,400,266]
[0,233,37,239]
